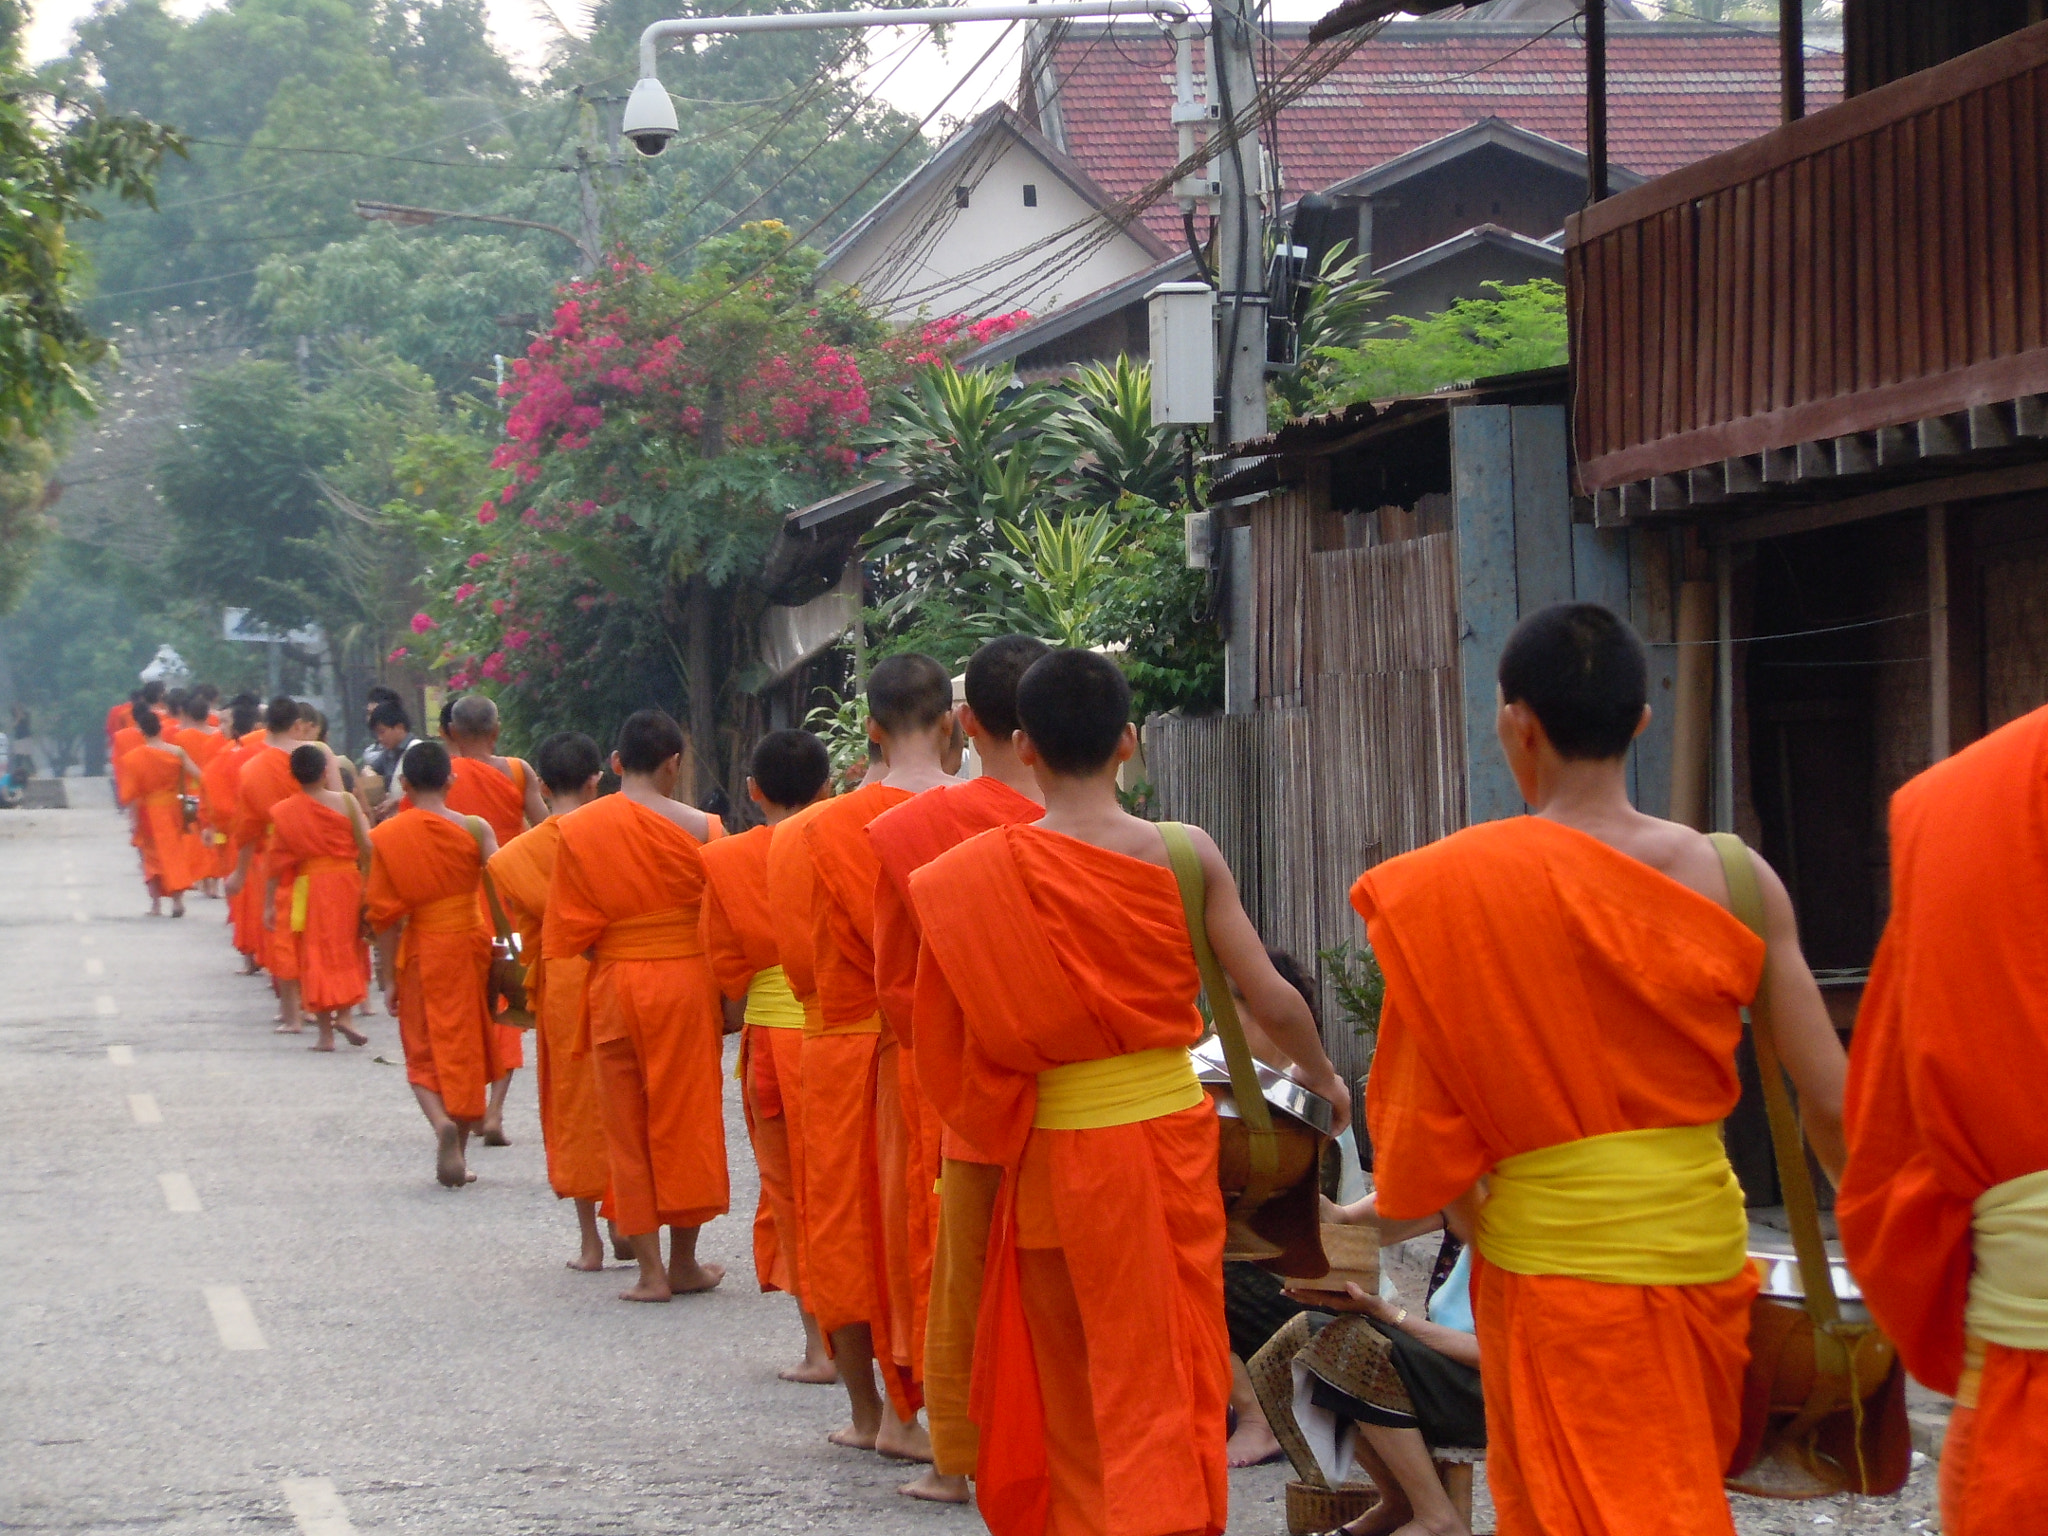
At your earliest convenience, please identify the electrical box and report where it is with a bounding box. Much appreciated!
[1183,510,1213,569]
[1148,282,1215,426]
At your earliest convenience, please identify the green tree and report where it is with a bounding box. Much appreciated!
[1308,278,1567,409]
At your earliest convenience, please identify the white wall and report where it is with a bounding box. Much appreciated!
[827,134,1160,322]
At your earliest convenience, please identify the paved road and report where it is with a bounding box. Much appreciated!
[2,791,1940,1535]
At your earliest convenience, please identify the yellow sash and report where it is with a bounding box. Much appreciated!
[1478,1122,1750,1286]
[593,908,700,961]
[1033,1046,1205,1131]
[744,965,806,1029]
[1968,1167,2048,1352]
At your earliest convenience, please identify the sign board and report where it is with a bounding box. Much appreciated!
[222,608,324,648]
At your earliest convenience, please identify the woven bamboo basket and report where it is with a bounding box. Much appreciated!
[1285,1480,1378,1534]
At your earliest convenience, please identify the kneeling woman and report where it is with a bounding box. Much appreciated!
[1252,1196,1482,1536]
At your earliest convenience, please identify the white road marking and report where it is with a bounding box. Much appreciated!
[94,994,117,1017]
[85,958,105,978]
[71,910,88,924]
[159,1173,202,1212]
[202,1285,266,1351]
[128,1093,161,1125]
[78,933,95,946]
[279,1479,358,1536]
[107,1045,134,1065]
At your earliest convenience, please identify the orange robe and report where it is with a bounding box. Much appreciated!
[111,725,147,851]
[768,798,833,1304]
[1840,705,2048,1536]
[181,728,235,878]
[489,819,608,1206]
[269,795,367,1014]
[701,823,802,1296]
[1354,816,1764,1536]
[366,809,500,1120]
[803,782,916,1406]
[447,755,531,1072]
[124,746,202,896]
[869,775,1042,1472]
[216,739,265,957]
[544,795,727,1237]
[234,744,304,981]
[912,824,1228,1536]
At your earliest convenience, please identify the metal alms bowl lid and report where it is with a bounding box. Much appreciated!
[1191,1035,1334,1136]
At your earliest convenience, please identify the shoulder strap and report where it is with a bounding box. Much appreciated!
[1158,822,1279,1209]
[462,815,516,943]
[1708,832,1839,1326]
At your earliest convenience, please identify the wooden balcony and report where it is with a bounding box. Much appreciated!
[1565,21,2048,521]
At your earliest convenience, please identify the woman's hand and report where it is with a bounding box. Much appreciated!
[1281,1281,1396,1318]
[1293,1065,1353,1137]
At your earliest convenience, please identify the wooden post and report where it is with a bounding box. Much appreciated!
[1781,0,1806,122]
[1714,542,1736,834]
[1669,580,1716,829]
[1585,0,1609,202]
[1929,504,1950,763]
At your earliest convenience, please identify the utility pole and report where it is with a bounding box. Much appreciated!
[1209,0,1266,453]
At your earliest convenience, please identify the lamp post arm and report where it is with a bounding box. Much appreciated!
[638,0,1190,78]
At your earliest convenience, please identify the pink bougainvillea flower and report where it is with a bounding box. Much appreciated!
[453,582,480,603]
[387,646,410,662]
[467,552,491,571]
[410,612,436,634]
[476,506,498,525]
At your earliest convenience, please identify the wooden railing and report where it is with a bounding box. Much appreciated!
[1566,21,2048,496]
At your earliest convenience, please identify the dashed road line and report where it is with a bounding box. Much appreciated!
[94,995,117,1017]
[128,1093,161,1125]
[85,957,105,978]
[202,1285,267,1351]
[107,1045,134,1065]
[71,910,89,924]
[159,1173,202,1213]
[279,1479,358,1536]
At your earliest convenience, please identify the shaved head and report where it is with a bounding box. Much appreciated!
[448,694,499,739]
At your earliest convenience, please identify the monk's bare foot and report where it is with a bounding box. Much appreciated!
[1226,1418,1284,1467]
[337,1022,368,1047]
[273,1022,304,1034]
[898,1471,972,1503]
[610,1235,633,1262]
[779,1356,838,1384]
[666,1260,724,1295]
[619,1277,673,1303]
[307,1040,336,1052]
[567,1243,606,1273]
[435,1124,468,1189]
[875,1415,934,1463]
[170,898,185,918]
[827,1424,878,1451]
[481,1123,510,1147]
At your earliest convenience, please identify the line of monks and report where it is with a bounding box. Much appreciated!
[97,606,2042,1536]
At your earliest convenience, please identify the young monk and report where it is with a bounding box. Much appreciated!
[176,695,230,895]
[487,731,614,1272]
[700,729,837,1379]
[867,634,1048,1503]
[800,652,957,1460]
[367,740,502,1189]
[544,709,728,1304]
[910,647,1348,1536]
[123,707,205,918]
[1838,702,2048,1536]
[1351,603,1847,1536]
[268,744,371,1052]
[226,698,324,1032]
[440,693,543,1146]
[212,700,268,972]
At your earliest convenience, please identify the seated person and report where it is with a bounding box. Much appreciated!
[1252,1194,1482,1536]
[1224,950,1367,1469]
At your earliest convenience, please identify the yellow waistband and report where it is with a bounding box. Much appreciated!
[1478,1122,1749,1287]
[593,908,702,961]
[745,966,807,1029]
[1968,1167,2048,1352]
[1033,1046,1205,1131]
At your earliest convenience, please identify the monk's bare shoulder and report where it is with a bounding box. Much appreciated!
[642,794,712,843]
[1593,811,1735,909]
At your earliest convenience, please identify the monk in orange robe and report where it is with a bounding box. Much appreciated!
[226,697,324,1032]
[367,739,505,1188]
[701,728,836,1380]
[172,696,228,891]
[799,653,962,1460]
[868,634,1047,1503]
[1350,604,1847,1536]
[544,708,728,1303]
[487,730,613,1272]
[212,703,268,970]
[1839,704,2048,1536]
[768,783,831,1308]
[122,708,205,917]
[443,693,548,1142]
[911,647,1347,1536]
[269,744,371,1051]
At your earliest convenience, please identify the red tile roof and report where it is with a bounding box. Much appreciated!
[1035,21,1843,243]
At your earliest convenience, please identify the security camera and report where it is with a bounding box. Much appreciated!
[622,76,678,156]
